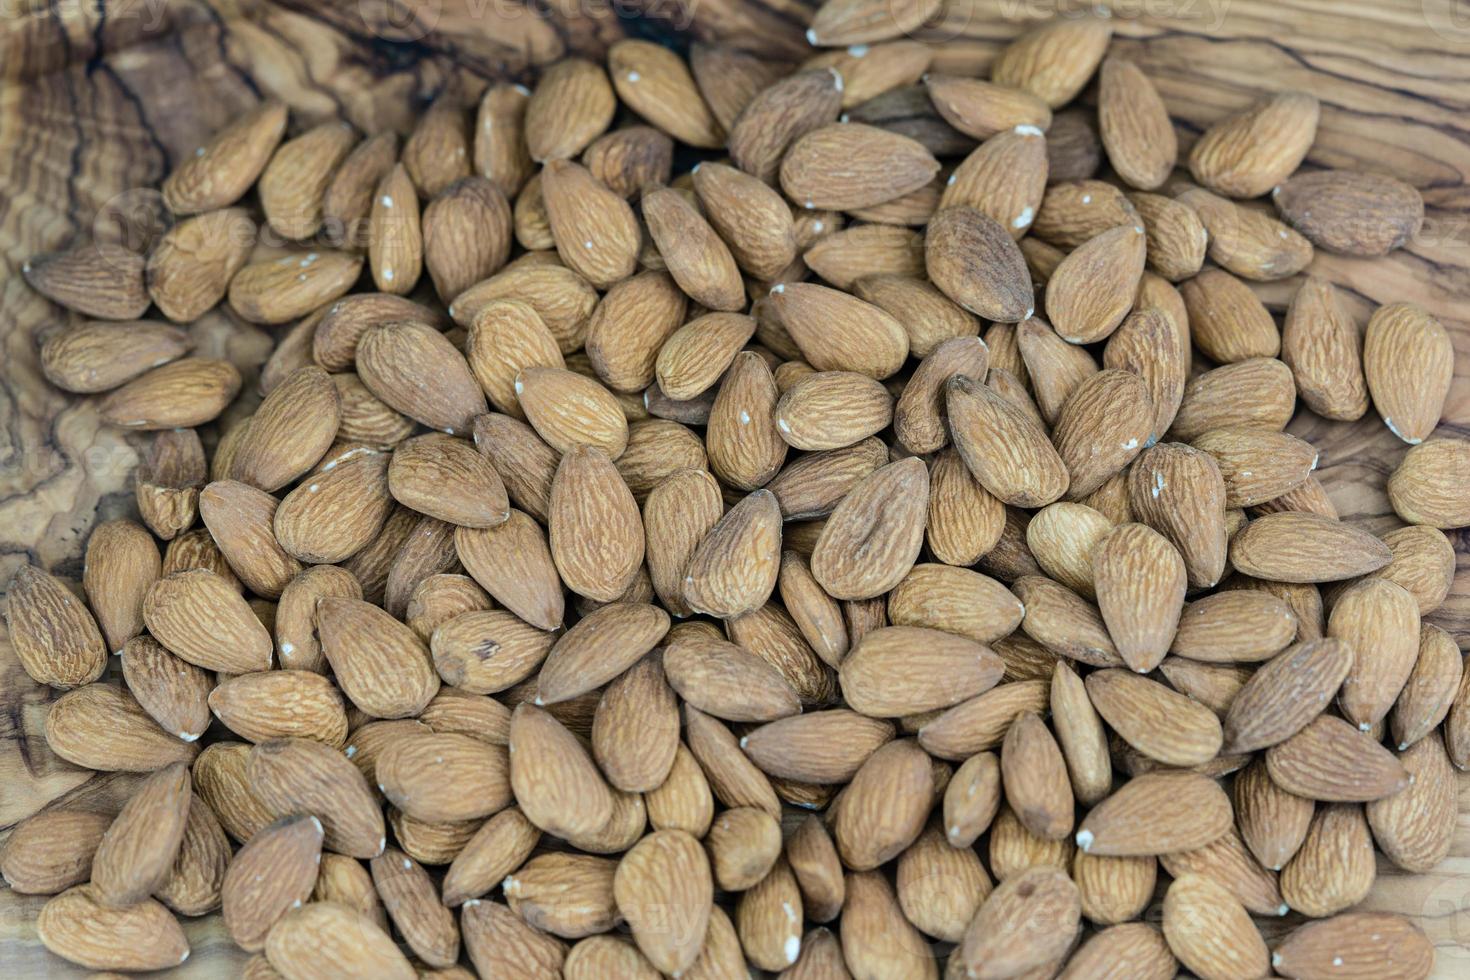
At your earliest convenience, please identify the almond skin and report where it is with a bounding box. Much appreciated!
[91,762,192,907]
[926,206,1035,322]
[615,830,713,975]
[7,564,108,689]
[38,885,190,972]
[1363,301,1454,444]
[221,815,324,952]
[1188,91,1320,198]
[811,457,930,600]
[948,373,1068,507]
[1230,512,1392,583]
[1098,57,1176,190]
[1274,169,1424,255]
[781,122,939,211]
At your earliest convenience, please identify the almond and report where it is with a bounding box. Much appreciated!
[259,121,359,239]
[765,281,910,378]
[610,39,724,147]
[1097,57,1176,190]
[1076,771,1232,856]
[1046,224,1147,344]
[357,320,487,435]
[990,15,1113,107]
[1388,437,1470,528]
[208,670,349,746]
[1329,578,1419,729]
[948,373,1068,507]
[1052,368,1154,498]
[540,159,641,288]
[97,357,242,429]
[163,99,287,213]
[925,75,1051,140]
[229,365,341,491]
[956,867,1081,979]
[7,564,108,689]
[1177,185,1313,281]
[1087,668,1223,767]
[475,84,535,197]
[1272,912,1433,980]
[316,597,439,718]
[1162,874,1270,980]
[1273,169,1424,255]
[1128,191,1208,281]
[1187,91,1319,198]
[586,270,688,393]
[422,176,513,301]
[510,704,615,838]
[1265,715,1409,801]
[1093,522,1186,672]
[266,901,413,980]
[925,206,1034,322]
[229,251,364,325]
[1281,276,1369,421]
[614,830,713,974]
[641,187,744,310]
[91,761,192,906]
[1363,301,1453,444]
[525,58,616,161]
[1222,638,1354,753]
[1180,271,1277,367]
[1230,512,1392,583]
[811,457,929,600]
[38,885,190,971]
[221,815,324,951]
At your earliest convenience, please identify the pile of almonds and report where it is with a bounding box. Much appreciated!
[8,6,1467,979]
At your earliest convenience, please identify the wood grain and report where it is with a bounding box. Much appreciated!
[1,0,1469,975]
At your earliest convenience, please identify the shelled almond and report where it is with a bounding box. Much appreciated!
[7,9,1460,979]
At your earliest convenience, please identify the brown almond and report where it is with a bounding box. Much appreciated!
[221,815,324,951]
[1187,91,1320,198]
[1363,301,1453,444]
[91,762,192,906]
[1274,169,1424,256]
[926,206,1034,322]
[163,99,287,213]
[1265,715,1409,802]
[811,457,929,600]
